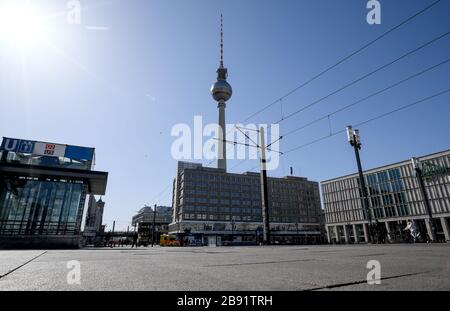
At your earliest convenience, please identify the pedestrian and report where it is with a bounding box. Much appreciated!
[105,232,110,248]
[404,219,419,243]
[131,232,139,248]
[376,221,387,244]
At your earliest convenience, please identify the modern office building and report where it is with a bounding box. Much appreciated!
[169,161,323,246]
[322,149,450,244]
[0,137,108,248]
[83,195,105,244]
[131,205,173,245]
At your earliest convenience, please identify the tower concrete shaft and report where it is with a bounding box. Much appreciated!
[217,100,227,171]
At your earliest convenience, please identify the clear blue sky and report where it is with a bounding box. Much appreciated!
[1,0,449,231]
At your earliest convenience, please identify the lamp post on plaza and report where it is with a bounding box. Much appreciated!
[346,126,373,243]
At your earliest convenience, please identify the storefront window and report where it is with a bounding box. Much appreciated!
[0,179,87,236]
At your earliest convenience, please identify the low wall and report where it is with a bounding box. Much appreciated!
[0,235,82,249]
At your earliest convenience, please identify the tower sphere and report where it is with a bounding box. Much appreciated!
[211,79,232,102]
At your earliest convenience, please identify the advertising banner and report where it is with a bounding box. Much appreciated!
[33,142,66,157]
[64,145,94,161]
[1,137,94,161]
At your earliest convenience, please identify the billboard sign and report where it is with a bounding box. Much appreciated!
[33,142,66,157]
[1,138,35,153]
[1,137,94,161]
[65,145,94,161]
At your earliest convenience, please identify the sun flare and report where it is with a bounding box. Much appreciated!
[0,3,46,45]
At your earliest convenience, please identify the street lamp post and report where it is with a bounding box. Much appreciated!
[259,127,271,245]
[411,158,436,242]
[346,126,373,243]
[152,204,157,247]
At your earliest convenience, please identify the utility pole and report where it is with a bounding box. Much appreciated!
[152,204,157,247]
[346,126,372,243]
[411,158,436,242]
[259,126,271,245]
[112,221,115,234]
[231,125,281,246]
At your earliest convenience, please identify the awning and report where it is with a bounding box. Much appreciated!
[0,162,108,195]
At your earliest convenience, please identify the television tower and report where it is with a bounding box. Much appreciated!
[210,14,232,171]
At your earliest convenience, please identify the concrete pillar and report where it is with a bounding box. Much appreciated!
[363,223,369,243]
[440,217,450,242]
[343,225,350,244]
[333,226,338,244]
[353,224,359,243]
[425,219,436,242]
[326,226,331,244]
[385,222,392,243]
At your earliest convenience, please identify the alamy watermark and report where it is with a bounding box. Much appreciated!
[366,0,381,25]
[366,260,381,285]
[66,260,81,285]
[67,0,81,25]
[171,116,280,170]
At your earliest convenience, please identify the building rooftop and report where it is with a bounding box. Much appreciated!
[1,137,95,171]
[321,148,450,184]
[179,161,315,183]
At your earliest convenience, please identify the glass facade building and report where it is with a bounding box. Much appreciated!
[0,180,86,236]
[0,137,108,248]
[322,149,450,244]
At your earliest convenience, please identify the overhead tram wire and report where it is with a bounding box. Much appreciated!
[240,0,443,123]
[267,57,450,147]
[274,31,450,124]
[232,45,450,169]
[219,0,450,169]
[244,88,450,172]
[147,183,173,206]
[284,88,450,155]
[243,88,450,173]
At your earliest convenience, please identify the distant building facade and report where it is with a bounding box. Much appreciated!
[0,137,108,248]
[83,195,105,244]
[131,205,173,246]
[169,161,323,246]
[322,149,450,244]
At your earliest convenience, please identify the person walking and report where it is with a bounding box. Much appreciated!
[131,232,139,248]
[404,219,419,243]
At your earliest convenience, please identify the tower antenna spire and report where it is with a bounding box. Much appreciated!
[220,13,224,68]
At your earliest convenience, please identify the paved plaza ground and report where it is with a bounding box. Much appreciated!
[0,244,449,291]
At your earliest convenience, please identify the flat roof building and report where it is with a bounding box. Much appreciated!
[322,149,450,244]
[169,161,323,246]
[0,137,108,249]
[132,205,173,246]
